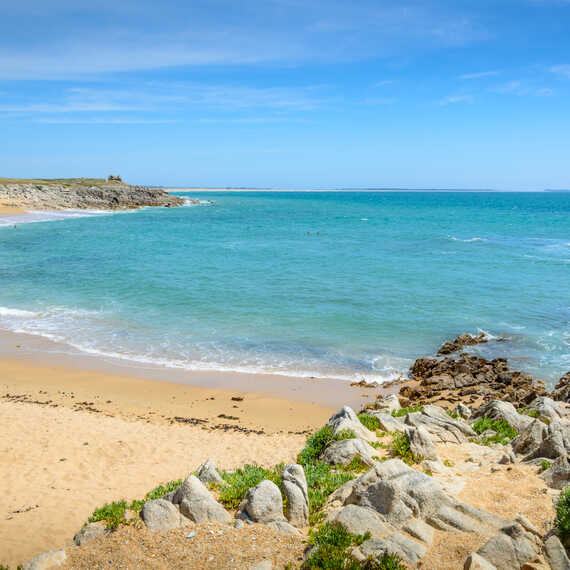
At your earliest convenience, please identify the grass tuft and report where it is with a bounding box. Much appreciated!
[218,464,284,509]
[556,487,570,543]
[472,417,518,446]
[88,500,128,529]
[540,459,552,473]
[391,405,423,418]
[297,426,355,465]
[390,432,423,465]
[358,413,380,431]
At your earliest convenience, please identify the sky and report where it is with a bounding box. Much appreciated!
[1,0,569,189]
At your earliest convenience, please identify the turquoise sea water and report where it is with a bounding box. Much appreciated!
[0,191,568,386]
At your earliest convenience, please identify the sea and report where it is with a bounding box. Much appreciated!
[0,191,568,387]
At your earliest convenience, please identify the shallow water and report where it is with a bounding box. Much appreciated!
[0,191,568,386]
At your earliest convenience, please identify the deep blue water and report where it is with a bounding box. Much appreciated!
[0,191,568,385]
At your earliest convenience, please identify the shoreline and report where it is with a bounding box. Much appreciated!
[0,328,391,566]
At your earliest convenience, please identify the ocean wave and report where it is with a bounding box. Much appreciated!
[448,235,487,243]
[0,307,37,317]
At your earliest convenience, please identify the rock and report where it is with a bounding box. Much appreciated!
[337,459,505,534]
[405,426,439,461]
[239,480,285,524]
[327,406,377,443]
[250,561,273,570]
[22,550,67,570]
[553,372,570,403]
[476,401,533,433]
[405,405,476,444]
[544,535,570,570]
[464,552,498,569]
[234,518,245,529]
[355,533,427,566]
[331,505,394,539]
[266,520,301,535]
[497,449,515,464]
[369,411,407,433]
[197,458,223,484]
[541,456,570,489]
[402,518,435,544]
[320,438,378,467]
[73,521,106,545]
[172,475,230,524]
[476,522,540,569]
[526,397,564,422]
[512,420,547,456]
[408,354,547,409]
[282,464,309,527]
[141,499,183,532]
[375,394,401,414]
[455,402,472,419]
[535,421,570,460]
[438,333,488,355]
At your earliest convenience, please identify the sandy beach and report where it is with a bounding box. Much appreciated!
[0,330,387,567]
[0,200,26,215]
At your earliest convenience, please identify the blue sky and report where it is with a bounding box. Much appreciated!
[1,0,569,189]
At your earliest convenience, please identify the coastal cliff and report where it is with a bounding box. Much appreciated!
[0,177,185,210]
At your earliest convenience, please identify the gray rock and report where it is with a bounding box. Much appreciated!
[240,480,284,524]
[197,458,223,484]
[327,406,377,443]
[476,522,539,569]
[234,518,245,529]
[541,456,570,489]
[498,449,516,464]
[530,420,570,461]
[375,394,401,414]
[356,533,427,566]
[475,401,533,433]
[405,426,439,461]
[369,411,407,433]
[402,518,435,545]
[464,552,498,569]
[527,397,565,422]
[512,420,547,456]
[173,475,230,524]
[455,403,472,419]
[553,372,570,403]
[282,464,309,527]
[22,550,67,570]
[405,405,476,444]
[320,438,378,467]
[73,522,106,546]
[266,520,301,535]
[544,535,570,570]
[141,499,182,532]
[339,459,505,534]
[331,504,394,539]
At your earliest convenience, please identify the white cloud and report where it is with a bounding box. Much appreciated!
[460,70,501,80]
[491,80,554,96]
[374,80,395,87]
[550,64,570,78]
[439,94,473,105]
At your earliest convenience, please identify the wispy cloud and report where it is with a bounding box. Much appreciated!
[439,94,473,105]
[364,97,396,105]
[550,64,570,78]
[34,118,179,124]
[374,80,395,87]
[460,70,501,80]
[490,80,553,96]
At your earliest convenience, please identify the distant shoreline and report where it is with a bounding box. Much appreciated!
[167,187,547,193]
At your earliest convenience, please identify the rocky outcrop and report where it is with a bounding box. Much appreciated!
[197,458,223,484]
[327,406,377,443]
[141,498,185,532]
[282,464,309,528]
[553,372,570,403]
[405,426,439,461]
[171,475,230,524]
[403,354,547,408]
[0,180,185,210]
[320,438,378,467]
[405,404,476,444]
[22,549,67,570]
[544,534,570,570]
[73,522,106,545]
[438,333,488,355]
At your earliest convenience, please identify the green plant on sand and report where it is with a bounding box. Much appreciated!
[218,464,284,509]
[472,417,518,446]
[556,487,570,543]
[390,432,423,465]
[358,413,381,431]
[391,405,423,418]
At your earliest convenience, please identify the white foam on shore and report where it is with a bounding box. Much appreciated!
[448,235,487,243]
[0,209,116,227]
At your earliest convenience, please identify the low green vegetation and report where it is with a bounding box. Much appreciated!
[298,426,356,465]
[302,522,405,569]
[390,432,423,465]
[339,456,370,474]
[219,464,284,509]
[556,487,570,543]
[446,409,459,419]
[0,177,108,186]
[358,413,381,431]
[443,459,454,468]
[391,405,423,418]
[472,417,518,446]
[540,459,552,473]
